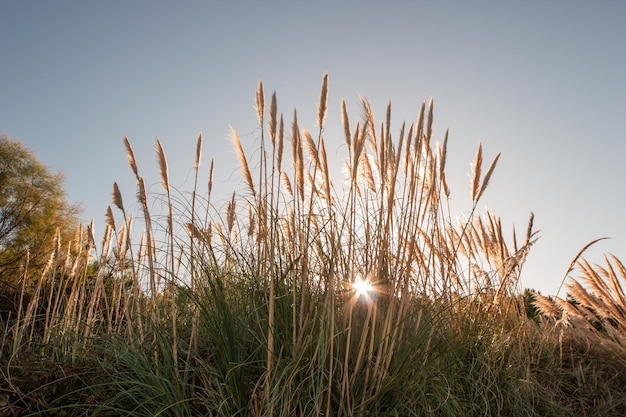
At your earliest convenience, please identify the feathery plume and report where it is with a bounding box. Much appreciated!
[185,223,204,241]
[319,138,332,202]
[303,129,321,172]
[155,138,170,194]
[290,110,299,171]
[438,130,450,198]
[137,176,148,207]
[531,292,560,319]
[476,152,501,201]
[281,216,292,243]
[525,212,535,247]
[269,92,277,146]
[281,172,293,197]
[208,158,214,195]
[195,132,202,171]
[277,115,284,172]
[291,110,304,201]
[105,206,116,232]
[606,255,626,302]
[361,97,377,151]
[426,98,434,141]
[351,123,365,186]
[101,223,112,257]
[438,130,448,179]
[360,153,376,193]
[123,136,138,178]
[342,99,351,149]
[247,202,256,237]
[87,219,96,251]
[404,124,413,174]
[415,101,425,149]
[231,126,256,196]
[112,182,124,212]
[317,73,329,128]
[205,223,212,246]
[471,142,483,202]
[256,80,264,126]
[556,237,609,297]
[117,221,127,254]
[385,100,392,144]
[226,192,236,234]
[567,280,597,311]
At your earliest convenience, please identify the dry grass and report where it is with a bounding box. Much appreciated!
[533,254,626,351]
[3,74,626,416]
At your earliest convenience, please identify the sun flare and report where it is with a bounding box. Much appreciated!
[353,277,373,298]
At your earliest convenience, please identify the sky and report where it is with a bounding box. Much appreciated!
[1,1,625,296]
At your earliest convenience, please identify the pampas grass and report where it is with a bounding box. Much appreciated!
[5,74,626,416]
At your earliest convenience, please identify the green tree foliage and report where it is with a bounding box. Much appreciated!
[0,134,80,286]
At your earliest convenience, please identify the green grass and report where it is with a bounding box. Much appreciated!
[3,75,626,416]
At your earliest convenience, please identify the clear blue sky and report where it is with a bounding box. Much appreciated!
[2,1,625,295]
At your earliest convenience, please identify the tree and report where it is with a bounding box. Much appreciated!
[0,134,81,287]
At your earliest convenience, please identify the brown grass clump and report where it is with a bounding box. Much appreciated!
[533,254,626,351]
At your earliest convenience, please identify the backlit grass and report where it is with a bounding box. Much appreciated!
[3,75,626,416]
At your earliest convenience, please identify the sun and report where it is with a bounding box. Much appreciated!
[352,277,373,298]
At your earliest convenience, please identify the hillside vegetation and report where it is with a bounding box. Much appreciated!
[3,75,626,416]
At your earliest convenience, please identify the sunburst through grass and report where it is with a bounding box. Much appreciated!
[352,276,374,299]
